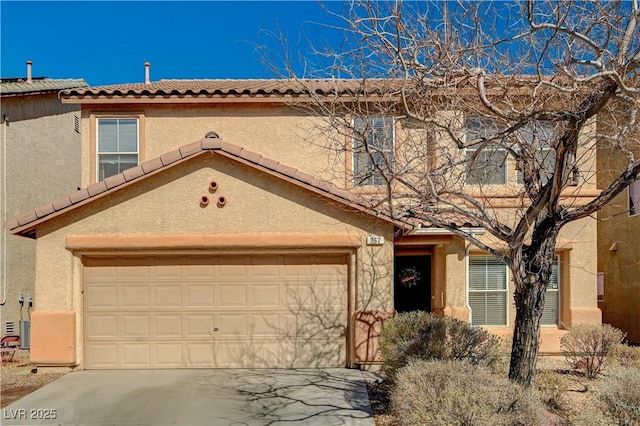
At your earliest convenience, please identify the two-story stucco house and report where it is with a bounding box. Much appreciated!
[5,75,602,369]
[0,61,86,345]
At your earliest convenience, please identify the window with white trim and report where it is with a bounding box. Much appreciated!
[541,258,560,326]
[465,116,507,185]
[516,122,557,186]
[97,118,139,180]
[630,178,640,216]
[469,256,508,326]
[352,116,394,186]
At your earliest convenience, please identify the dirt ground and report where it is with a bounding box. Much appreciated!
[1,358,66,408]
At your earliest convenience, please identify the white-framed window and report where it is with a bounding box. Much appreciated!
[465,116,507,185]
[97,118,139,180]
[352,116,395,186]
[630,178,640,216]
[516,122,557,186]
[469,256,508,326]
[541,257,560,326]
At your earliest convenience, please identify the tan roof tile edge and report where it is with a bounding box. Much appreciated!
[65,233,362,251]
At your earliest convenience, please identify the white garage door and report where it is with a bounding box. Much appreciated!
[84,254,348,369]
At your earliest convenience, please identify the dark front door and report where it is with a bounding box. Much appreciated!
[394,255,431,313]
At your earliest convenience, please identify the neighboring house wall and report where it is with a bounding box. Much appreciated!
[597,144,640,343]
[1,92,82,338]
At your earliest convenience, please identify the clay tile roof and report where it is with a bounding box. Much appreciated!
[1,78,87,96]
[59,78,403,100]
[7,137,409,238]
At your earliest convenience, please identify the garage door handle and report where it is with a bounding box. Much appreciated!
[213,327,219,331]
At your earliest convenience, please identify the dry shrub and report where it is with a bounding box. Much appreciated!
[609,344,640,369]
[535,369,568,411]
[560,324,626,378]
[391,359,545,426]
[379,311,502,382]
[598,367,640,426]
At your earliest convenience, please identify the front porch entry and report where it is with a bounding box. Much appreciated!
[394,254,432,313]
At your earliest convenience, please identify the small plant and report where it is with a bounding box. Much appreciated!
[391,359,545,426]
[560,324,626,379]
[609,344,640,369]
[598,367,640,426]
[378,311,502,382]
[535,369,568,411]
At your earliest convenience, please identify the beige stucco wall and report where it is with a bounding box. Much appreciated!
[33,154,394,366]
[80,104,344,188]
[0,93,81,338]
[597,143,640,343]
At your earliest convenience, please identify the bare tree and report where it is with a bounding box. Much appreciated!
[269,0,640,386]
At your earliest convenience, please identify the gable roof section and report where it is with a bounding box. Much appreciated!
[59,79,404,103]
[1,78,87,97]
[6,137,408,238]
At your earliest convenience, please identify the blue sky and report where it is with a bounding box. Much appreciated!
[0,1,344,86]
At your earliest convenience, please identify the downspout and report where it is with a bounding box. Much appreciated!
[1,114,8,305]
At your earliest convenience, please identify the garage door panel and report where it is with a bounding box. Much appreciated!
[121,343,151,367]
[86,314,119,337]
[282,313,345,340]
[218,285,247,307]
[250,285,280,307]
[86,285,118,308]
[183,264,215,279]
[153,285,182,308]
[86,343,119,368]
[215,342,250,367]
[85,254,347,369]
[184,315,214,336]
[185,285,215,307]
[120,285,150,308]
[250,313,282,336]
[152,315,182,337]
[186,343,216,366]
[120,315,150,337]
[216,314,247,337]
[151,263,182,279]
[153,344,183,367]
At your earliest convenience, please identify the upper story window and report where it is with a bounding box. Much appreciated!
[516,122,557,186]
[465,116,507,185]
[97,118,139,181]
[630,178,640,216]
[352,116,395,186]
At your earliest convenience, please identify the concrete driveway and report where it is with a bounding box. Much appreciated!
[2,368,374,426]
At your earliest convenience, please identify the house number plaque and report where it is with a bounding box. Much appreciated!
[366,235,385,245]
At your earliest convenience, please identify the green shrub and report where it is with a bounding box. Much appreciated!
[609,344,640,369]
[391,359,545,426]
[598,367,640,426]
[535,369,568,411]
[378,311,502,382]
[560,324,626,379]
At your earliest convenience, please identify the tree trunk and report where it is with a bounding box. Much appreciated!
[508,218,559,387]
[508,273,548,387]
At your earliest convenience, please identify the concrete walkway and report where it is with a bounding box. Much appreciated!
[2,369,374,425]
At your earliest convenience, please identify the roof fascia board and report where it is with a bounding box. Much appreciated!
[60,95,403,105]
